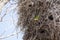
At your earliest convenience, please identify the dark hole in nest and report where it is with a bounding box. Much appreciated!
[38,28,50,38]
[40,29,46,33]
[48,15,53,20]
[38,22,40,25]
[29,4,32,7]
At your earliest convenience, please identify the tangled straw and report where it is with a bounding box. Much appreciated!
[17,0,60,40]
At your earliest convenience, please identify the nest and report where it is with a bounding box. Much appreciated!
[17,0,60,40]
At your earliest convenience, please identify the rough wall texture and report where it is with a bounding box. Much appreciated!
[17,0,60,40]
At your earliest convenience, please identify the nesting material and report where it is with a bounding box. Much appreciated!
[17,0,60,40]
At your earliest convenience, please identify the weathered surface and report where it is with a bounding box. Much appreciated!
[18,0,60,40]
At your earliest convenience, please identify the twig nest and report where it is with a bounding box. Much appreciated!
[18,0,60,40]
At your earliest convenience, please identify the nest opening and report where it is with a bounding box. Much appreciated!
[48,15,53,20]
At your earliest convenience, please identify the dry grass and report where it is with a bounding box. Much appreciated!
[17,0,60,40]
